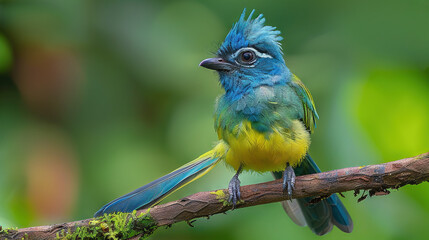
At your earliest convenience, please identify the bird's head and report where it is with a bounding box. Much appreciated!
[200,9,291,100]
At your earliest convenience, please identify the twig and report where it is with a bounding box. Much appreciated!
[1,152,428,240]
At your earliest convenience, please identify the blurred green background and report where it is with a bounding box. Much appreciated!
[0,0,428,239]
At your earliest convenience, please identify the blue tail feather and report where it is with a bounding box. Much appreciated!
[327,194,353,233]
[273,154,353,235]
[94,156,220,217]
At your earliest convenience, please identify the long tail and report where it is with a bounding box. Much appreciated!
[94,148,224,217]
[273,154,353,235]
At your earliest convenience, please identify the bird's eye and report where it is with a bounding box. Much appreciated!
[238,50,256,64]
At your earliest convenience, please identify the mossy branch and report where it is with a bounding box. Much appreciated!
[1,152,428,240]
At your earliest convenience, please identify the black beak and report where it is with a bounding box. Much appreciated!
[199,58,235,72]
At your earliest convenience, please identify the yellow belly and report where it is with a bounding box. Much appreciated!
[223,120,310,172]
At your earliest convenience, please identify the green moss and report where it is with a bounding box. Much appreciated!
[54,211,157,240]
[210,189,229,206]
[0,226,18,236]
[1,212,157,240]
[210,189,243,207]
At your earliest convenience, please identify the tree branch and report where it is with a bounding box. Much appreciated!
[1,152,428,239]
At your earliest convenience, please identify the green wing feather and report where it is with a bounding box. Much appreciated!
[290,75,319,133]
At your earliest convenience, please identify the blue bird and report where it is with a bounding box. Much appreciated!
[95,9,353,235]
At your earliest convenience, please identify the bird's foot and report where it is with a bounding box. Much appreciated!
[228,173,241,209]
[283,164,296,198]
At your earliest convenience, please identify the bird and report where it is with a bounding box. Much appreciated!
[94,9,353,235]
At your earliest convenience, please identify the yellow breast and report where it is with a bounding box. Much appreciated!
[222,120,310,172]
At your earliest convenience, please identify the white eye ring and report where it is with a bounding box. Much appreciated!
[231,47,273,67]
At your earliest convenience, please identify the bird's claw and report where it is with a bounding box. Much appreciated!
[228,174,241,209]
[283,164,296,198]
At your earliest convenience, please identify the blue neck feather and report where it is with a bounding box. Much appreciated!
[219,64,291,102]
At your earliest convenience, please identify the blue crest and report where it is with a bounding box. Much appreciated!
[218,9,283,60]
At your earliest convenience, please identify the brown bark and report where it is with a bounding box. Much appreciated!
[1,152,428,240]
